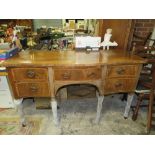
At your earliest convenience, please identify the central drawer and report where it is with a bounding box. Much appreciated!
[54,67,101,81]
[107,65,138,78]
[10,68,48,82]
[15,82,50,97]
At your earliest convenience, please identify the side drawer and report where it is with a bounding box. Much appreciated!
[54,67,101,81]
[107,65,139,78]
[104,78,136,94]
[10,68,48,82]
[14,82,50,97]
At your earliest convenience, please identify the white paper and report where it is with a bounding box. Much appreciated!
[75,36,101,48]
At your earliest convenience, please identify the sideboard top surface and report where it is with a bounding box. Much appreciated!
[1,50,146,67]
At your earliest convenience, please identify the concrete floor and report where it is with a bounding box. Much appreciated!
[1,85,155,135]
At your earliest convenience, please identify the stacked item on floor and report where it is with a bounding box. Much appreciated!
[0,67,15,108]
[0,46,20,108]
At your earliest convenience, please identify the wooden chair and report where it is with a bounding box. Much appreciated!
[121,32,155,101]
[132,32,155,47]
[131,44,155,133]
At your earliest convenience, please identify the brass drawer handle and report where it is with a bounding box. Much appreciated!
[30,86,38,92]
[116,68,125,75]
[27,70,36,78]
[87,72,96,78]
[62,72,71,80]
[115,82,123,87]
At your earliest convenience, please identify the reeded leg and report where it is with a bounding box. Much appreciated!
[14,99,26,127]
[95,91,104,124]
[124,93,134,119]
[51,98,59,126]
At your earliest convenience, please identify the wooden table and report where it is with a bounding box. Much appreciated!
[0,49,146,126]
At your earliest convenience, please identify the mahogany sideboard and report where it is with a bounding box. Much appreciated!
[0,49,146,126]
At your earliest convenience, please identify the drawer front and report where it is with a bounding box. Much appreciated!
[10,68,48,81]
[104,78,136,94]
[107,65,138,77]
[54,68,101,81]
[15,82,50,97]
[85,68,101,80]
[54,69,84,81]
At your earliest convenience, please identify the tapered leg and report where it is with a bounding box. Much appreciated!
[124,93,134,119]
[95,91,104,124]
[14,99,26,127]
[51,98,59,126]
